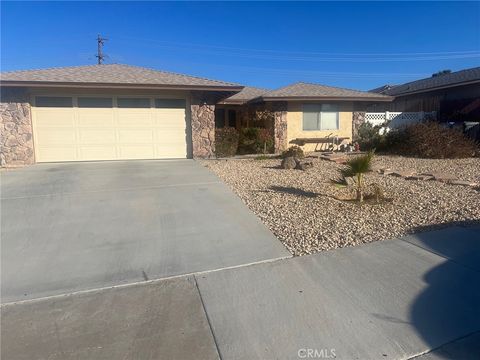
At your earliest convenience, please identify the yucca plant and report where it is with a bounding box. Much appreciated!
[331,150,375,202]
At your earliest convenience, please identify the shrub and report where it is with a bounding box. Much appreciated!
[238,127,274,154]
[385,122,479,158]
[355,122,385,151]
[281,145,305,159]
[215,127,239,157]
[331,150,375,202]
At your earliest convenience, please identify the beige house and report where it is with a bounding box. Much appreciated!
[220,82,393,152]
[1,64,392,167]
[0,64,242,166]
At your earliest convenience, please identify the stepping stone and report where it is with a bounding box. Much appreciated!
[391,170,417,178]
[420,172,457,183]
[406,175,435,181]
[450,180,479,187]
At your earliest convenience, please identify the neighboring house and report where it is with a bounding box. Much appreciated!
[0,64,242,166]
[0,64,392,167]
[228,82,392,152]
[370,67,480,121]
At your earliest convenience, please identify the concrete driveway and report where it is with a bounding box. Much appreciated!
[1,160,290,303]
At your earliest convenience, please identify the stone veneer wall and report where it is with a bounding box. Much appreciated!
[190,93,216,158]
[270,102,288,153]
[352,111,366,141]
[1,88,35,167]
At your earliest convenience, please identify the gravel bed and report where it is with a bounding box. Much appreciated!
[201,155,480,256]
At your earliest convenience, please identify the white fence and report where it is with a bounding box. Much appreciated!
[365,111,436,128]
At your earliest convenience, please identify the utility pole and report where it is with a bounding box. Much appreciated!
[96,35,108,65]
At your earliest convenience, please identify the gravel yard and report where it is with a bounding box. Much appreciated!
[201,155,480,256]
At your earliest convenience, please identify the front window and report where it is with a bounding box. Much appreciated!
[302,104,339,130]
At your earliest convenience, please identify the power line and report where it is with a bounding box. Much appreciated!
[116,36,480,62]
[96,35,108,65]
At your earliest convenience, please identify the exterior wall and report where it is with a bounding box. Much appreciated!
[367,83,480,118]
[190,92,216,158]
[1,88,34,167]
[352,111,366,141]
[269,102,288,153]
[286,101,353,152]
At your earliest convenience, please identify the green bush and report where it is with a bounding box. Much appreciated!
[215,127,239,157]
[355,122,385,151]
[385,122,478,158]
[238,127,274,154]
[281,145,305,159]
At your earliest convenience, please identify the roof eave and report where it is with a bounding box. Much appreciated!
[217,99,247,105]
[0,81,244,92]
[261,96,394,102]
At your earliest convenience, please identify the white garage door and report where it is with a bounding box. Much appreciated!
[32,96,187,162]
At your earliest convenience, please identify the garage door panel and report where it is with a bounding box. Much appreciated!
[36,129,76,144]
[35,112,75,127]
[117,113,153,127]
[77,112,115,127]
[118,129,154,143]
[78,129,116,144]
[37,147,77,162]
[33,96,187,162]
[119,145,155,159]
[155,145,186,158]
[155,129,185,140]
[79,146,117,160]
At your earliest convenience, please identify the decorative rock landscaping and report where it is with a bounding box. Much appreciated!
[202,155,480,256]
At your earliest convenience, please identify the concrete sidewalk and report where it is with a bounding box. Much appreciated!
[2,226,479,359]
[196,226,480,359]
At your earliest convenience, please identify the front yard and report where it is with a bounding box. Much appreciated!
[202,155,480,256]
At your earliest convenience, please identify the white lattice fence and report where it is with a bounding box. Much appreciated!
[365,111,436,128]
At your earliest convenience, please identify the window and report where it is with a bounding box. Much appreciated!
[215,109,225,128]
[78,97,113,108]
[302,104,339,130]
[155,99,186,109]
[117,98,151,108]
[36,96,72,107]
[227,110,237,127]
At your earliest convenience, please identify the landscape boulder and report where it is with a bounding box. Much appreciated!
[281,156,297,169]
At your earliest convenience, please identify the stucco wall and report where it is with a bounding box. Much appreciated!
[1,88,35,167]
[286,101,353,152]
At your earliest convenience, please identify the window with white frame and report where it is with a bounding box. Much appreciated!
[302,104,339,130]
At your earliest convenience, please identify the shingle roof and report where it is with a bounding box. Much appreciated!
[368,84,395,94]
[382,67,480,96]
[261,82,393,101]
[0,64,242,90]
[220,86,268,104]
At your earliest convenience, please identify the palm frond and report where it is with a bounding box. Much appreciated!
[344,150,375,175]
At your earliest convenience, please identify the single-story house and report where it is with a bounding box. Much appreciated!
[0,64,392,167]
[369,66,480,121]
[0,64,243,166]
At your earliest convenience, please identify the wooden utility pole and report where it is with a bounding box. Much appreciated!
[96,35,108,64]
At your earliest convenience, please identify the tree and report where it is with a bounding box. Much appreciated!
[331,150,375,202]
[432,69,452,77]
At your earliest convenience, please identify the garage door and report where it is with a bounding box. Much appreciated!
[32,96,187,162]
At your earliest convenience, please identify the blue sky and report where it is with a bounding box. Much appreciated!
[1,1,479,90]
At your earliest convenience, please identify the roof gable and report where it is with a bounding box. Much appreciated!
[261,82,393,101]
[220,86,269,104]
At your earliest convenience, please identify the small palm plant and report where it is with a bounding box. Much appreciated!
[331,150,375,202]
